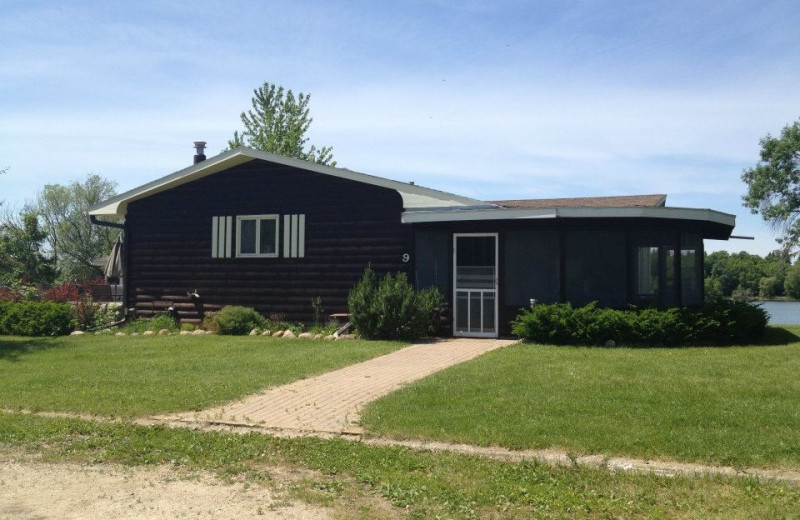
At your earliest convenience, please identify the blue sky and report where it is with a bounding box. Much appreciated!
[2,0,799,255]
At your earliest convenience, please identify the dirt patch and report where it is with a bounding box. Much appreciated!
[0,456,330,520]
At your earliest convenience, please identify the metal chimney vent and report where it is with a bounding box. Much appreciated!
[193,141,207,164]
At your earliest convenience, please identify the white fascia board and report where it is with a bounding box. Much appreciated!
[402,206,736,227]
[88,148,482,217]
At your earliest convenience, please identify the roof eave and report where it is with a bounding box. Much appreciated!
[401,206,736,237]
[88,147,484,217]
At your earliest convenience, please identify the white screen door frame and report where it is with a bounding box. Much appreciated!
[453,233,499,338]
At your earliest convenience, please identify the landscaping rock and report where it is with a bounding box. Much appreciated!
[298,332,314,339]
[261,330,272,336]
[191,329,205,335]
[273,330,285,338]
[70,330,85,336]
[324,335,336,340]
[314,334,324,340]
[115,332,126,337]
[282,330,297,339]
[131,332,140,336]
[158,329,169,335]
[179,330,191,335]
[205,330,214,335]
[249,329,259,336]
[336,334,356,340]
[143,331,155,336]
[604,340,616,347]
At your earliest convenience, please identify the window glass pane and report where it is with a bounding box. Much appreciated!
[259,218,277,255]
[469,292,482,331]
[239,219,256,254]
[455,292,469,332]
[681,231,701,305]
[565,229,626,307]
[636,246,659,299]
[663,248,677,306]
[482,293,495,333]
[456,236,495,289]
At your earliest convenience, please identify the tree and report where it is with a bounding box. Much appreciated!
[0,210,57,286]
[228,82,335,166]
[785,262,800,299]
[742,119,800,255]
[32,174,118,282]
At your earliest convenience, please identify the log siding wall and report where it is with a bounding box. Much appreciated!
[125,160,411,322]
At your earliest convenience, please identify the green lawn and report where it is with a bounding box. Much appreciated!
[362,326,800,470]
[1,412,797,519]
[0,334,405,417]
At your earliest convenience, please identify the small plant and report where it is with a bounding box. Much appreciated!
[120,314,180,334]
[73,294,100,330]
[348,266,444,340]
[311,296,324,326]
[213,306,267,335]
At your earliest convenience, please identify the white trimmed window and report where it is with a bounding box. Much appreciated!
[236,214,280,258]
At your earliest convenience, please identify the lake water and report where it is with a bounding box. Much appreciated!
[754,301,800,325]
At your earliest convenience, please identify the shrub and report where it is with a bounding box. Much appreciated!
[0,301,75,336]
[348,266,444,340]
[511,300,767,347]
[121,313,179,334]
[212,306,267,335]
[43,282,81,303]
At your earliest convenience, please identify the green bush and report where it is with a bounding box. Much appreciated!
[0,301,75,336]
[348,266,443,340]
[212,306,267,335]
[511,300,768,347]
[120,314,180,334]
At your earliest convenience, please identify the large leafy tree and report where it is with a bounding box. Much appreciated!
[228,82,335,166]
[742,119,800,255]
[0,210,57,286]
[32,174,118,282]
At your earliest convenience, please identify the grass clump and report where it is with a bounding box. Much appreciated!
[363,326,800,469]
[0,334,406,416]
[120,314,179,334]
[0,412,797,519]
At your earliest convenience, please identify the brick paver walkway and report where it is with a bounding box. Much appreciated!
[167,337,516,434]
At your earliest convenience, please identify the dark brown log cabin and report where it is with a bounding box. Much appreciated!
[90,147,736,337]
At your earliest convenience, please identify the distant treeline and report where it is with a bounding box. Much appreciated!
[705,251,800,300]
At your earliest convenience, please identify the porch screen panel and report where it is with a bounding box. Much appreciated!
[503,229,560,306]
[565,229,626,307]
[414,230,450,294]
[681,231,702,305]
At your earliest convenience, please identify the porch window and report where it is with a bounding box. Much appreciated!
[635,246,659,302]
[236,215,279,257]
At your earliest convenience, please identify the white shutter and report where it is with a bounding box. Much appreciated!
[212,216,233,258]
[282,214,306,258]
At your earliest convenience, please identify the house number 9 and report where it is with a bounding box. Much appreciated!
[402,253,410,263]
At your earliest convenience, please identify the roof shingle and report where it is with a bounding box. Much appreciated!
[489,194,667,209]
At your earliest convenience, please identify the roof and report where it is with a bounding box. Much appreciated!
[87,147,735,239]
[88,147,485,217]
[490,194,667,209]
[402,205,736,239]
